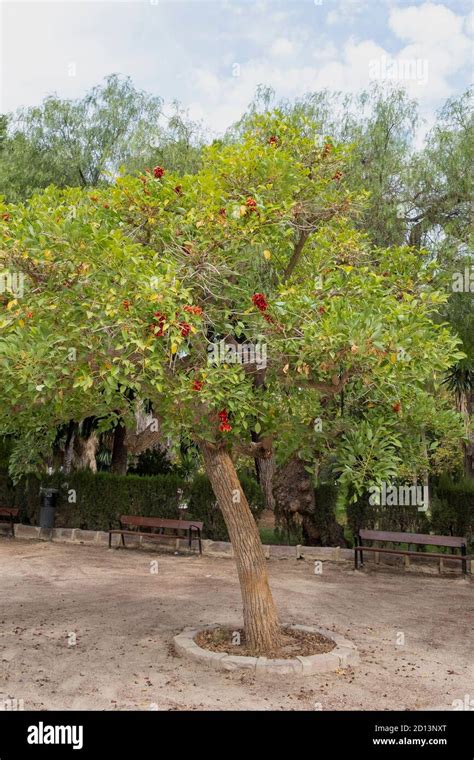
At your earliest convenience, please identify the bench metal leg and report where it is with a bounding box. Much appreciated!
[461,546,467,576]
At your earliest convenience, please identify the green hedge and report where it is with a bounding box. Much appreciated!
[347,492,431,540]
[0,469,264,540]
[431,477,474,545]
[347,479,474,548]
[188,473,263,541]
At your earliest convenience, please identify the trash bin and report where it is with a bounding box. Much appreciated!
[39,487,59,529]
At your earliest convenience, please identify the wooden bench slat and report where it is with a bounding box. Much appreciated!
[109,514,203,553]
[355,528,469,575]
[355,547,469,561]
[110,530,190,541]
[119,515,203,530]
[359,529,466,548]
[0,508,19,538]
[0,508,19,517]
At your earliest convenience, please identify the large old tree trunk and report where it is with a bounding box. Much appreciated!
[73,432,98,472]
[111,422,128,475]
[200,441,281,654]
[273,456,346,546]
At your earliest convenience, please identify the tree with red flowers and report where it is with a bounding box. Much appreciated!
[0,112,463,653]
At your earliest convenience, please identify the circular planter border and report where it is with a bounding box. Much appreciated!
[174,624,359,676]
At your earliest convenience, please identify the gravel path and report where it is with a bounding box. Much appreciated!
[0,539,472,711]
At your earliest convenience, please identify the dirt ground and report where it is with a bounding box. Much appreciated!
[0,538,472,711]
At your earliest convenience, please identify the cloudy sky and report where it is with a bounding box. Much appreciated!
[1,0,472,134]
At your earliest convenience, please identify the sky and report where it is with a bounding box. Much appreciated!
[1,0,472,136]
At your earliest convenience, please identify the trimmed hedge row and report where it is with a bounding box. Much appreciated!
[431,477,474,545]
[0,469,264,541]
[347,478,474,548]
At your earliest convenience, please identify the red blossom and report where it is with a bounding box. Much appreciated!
[219,421,232,433]
[268,135,278,146]
[332,171,343,182]
[218,208,226,217]
[179,322,191,337]
[26,311,33,319]
[153,166,165,179]
[183,305,203,316]
[122,299,131,311]
[192,380,203,392]
[318,306,326,314]
[218,409,229,421]
[252,293,268,312]
[392,402,401,413]
[173,185,182,195]
[245,197,258,210]
[151,311,166,337]
[1,212,11,222]
[322,143,332,157]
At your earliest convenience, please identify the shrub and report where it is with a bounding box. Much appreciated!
[346,489,431,542]
[188,472,264,540]
[0,468,263,539]
[431,476,474,545]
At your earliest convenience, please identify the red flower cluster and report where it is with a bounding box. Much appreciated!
[151,311,166,337]
[122,299,131,311]
[26,311,33,319]
[218,409,232,433]
[153,166,165,179]
[268,135,278,146]
[192,380,203,392]
[318,306,326,314]
[173,185,182,195]
[332,171,343,182]
[179,322,191,337]
[252,293,268,312]
[392,402,401,413]
[1,212,11,222]
[218,208,226,217]
[245,197,258,210]
[183,305,203,316]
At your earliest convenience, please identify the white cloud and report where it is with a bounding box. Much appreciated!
[270,38,295,58]
[327,0,370,26]
[0,0,471,144]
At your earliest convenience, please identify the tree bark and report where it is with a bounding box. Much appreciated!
[73,432,98,472]
[111,422,128,475]
[200,441,281,654]
[63,421,77,475]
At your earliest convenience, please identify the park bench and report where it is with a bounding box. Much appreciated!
[0,508,19,537]
[108,515,203,554]
[354,529,470,575]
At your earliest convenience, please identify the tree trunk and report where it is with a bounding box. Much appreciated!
[63,421,77,474]
[255,452,276,511]
[111,422,128,475]
[200,441,281,654]
[73,432,98,472]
